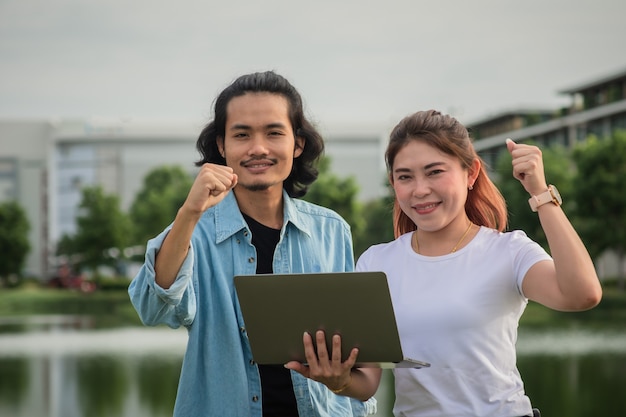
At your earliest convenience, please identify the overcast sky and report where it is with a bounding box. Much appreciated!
[1,0,625,131]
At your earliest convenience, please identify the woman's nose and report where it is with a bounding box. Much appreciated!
[412,180,430,198]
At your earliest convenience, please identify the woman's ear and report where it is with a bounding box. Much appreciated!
[468,158,481,188]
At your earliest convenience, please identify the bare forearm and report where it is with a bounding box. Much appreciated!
[154,208,201,289]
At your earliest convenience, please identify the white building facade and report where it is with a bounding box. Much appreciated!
[0,118,389,279]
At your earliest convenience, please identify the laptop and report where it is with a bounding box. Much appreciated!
[234,271,430,369]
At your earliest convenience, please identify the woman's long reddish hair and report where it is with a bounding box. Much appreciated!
[385,110,508,238]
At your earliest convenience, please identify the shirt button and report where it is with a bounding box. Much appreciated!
[248,257,255,263]
[243,230,249,236]
[236,239,240,244]
[252,396,259,402]
[240,327,246,333]
[249,359,255,365]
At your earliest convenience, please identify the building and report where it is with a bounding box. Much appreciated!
[468,66,626,280]
[0,118,389,279]
[469,67,626,169]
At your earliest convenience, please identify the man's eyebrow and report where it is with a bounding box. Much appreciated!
[265,122,289,130]
[228,122,289,130]
[229,123,251,131]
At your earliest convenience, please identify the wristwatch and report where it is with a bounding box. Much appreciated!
[528,185,562,212]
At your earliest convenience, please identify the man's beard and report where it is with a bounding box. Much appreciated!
[242,183,271,191]
[239,181,276,192]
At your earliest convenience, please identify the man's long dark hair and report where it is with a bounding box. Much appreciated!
[195,71,324,198]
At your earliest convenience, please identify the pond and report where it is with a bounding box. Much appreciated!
[0,315,625,417]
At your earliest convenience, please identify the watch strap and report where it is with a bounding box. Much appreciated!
[528,186,560,212]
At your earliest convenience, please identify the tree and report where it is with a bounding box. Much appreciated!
[58,186,132,274]
[129,165,194,246]
[304,157,365,246]
[572,130,626,289]
[352,186,396,258]
[0,201,30,284]
[494,142,575,251]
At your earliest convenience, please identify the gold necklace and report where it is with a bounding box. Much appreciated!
[413,221,474,254]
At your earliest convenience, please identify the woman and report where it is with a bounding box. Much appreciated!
[356,110,602,417]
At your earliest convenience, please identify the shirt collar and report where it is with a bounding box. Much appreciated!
[213,189,312,244]
[282,190,312,238]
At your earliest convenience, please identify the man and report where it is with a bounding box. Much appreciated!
[128,71,381,417]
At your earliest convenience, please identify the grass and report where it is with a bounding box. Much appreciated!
[1,281,625,329]
[0,282,143,328]
[520,286,626,329]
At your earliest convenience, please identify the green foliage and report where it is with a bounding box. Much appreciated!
[572,130,626,284]
[305,158,397,259]
[58,186,132,273]
[129,165,193,245]
[304,157,366,241]
[494,142,575,252]
[353,182,396,258]
[0,201,30,281]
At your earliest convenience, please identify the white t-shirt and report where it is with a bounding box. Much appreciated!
[356,227,551,417]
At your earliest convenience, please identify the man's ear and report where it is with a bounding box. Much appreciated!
[217,137,225,158]
[294,136,305,158]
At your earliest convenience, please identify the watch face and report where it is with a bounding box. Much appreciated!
[550,185,562,205]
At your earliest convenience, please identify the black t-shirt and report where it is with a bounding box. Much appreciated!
[242,213,299,417]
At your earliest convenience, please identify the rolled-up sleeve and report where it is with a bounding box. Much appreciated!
[128,229,197,328]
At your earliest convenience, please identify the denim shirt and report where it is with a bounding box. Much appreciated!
[128,191,377,417]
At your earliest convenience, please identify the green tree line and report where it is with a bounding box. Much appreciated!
[2,130,624,288]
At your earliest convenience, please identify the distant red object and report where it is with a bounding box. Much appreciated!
[48,264,96,293]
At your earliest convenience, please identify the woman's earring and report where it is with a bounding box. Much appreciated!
[468,185,474,191]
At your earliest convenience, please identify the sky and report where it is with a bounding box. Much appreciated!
[1,0,625,132]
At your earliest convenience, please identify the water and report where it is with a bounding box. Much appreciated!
[0,316,625,417]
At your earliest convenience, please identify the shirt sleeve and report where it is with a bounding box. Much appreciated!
[128,228,197,329]
[509,230,552,297]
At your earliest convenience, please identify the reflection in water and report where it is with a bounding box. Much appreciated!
[0,317,624,417]
[520,353,626,416]
[0,347,184,417]
[78,355,128,417]
[0,357,28,416]
[136,356,181,416]
[0,317,186,417]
